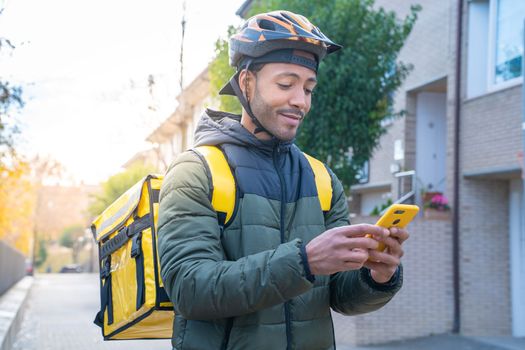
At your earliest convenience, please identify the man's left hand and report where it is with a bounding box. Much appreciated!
[364,227,409,284]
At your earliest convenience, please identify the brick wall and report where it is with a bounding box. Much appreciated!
[461,86,522,172]
[333,216,454,346]
[340,0,522,342]
[453,0,522,336]
[458,179,512,335]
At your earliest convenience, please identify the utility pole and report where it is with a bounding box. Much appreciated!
[179,0,186,91]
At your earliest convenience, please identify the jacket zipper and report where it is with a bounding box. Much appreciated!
[273,146,292,350]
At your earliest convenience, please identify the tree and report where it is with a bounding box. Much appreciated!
[208,0,420,191]
[31,155,64,185]
[88,162,157,217]
[0,158,36,256]
[0,8,32,255]
[0,9,24,162]
[59,225,85,248]
[208,25,241,113]
[59,224,86,263]
[34,237,47,268]
[0,80,23,155]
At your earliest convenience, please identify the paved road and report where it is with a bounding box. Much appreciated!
[12,273,171,350]
[12,274,524,350]
[337,335,525,350]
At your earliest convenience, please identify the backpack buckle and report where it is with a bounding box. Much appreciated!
[101,257,111,279]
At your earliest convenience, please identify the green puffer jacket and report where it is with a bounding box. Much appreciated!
[158,110,402,350]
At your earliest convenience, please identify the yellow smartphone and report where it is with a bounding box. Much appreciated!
[367,203,420,252]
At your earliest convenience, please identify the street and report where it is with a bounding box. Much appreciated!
[12,274,171,350]
[10,274,524,350]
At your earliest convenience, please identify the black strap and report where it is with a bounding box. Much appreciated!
[131,233,145,310]
[94,257,113,327]
[157,286,171,304]
[100,214,151,260]
[229,60,274,136]
[151,188,160,203]
[106,275,114,325]
[130,231,142,259]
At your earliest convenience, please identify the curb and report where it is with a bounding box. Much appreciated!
[0,276,33,350]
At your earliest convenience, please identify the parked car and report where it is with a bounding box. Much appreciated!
[25,259,34,276]
[59,264,83,273]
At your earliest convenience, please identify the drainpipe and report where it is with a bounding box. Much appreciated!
[522,19,525,288]
[452,0,464,334]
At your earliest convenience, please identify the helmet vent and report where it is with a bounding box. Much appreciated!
[280,12,301,27]
[258,19,276,31]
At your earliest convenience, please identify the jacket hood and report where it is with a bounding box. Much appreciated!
[193,109,293,153]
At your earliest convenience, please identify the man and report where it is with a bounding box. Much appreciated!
[158,10,408,350]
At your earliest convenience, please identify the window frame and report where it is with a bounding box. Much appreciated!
[486,0,524,93]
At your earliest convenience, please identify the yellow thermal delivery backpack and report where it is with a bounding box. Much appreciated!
[92,146,333,340]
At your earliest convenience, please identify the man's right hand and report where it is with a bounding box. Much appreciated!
[305,224,390,275]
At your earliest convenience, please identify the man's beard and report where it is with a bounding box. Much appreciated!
[249,84,304,141]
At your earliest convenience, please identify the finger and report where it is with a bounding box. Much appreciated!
[362,262,397,282]
[378,236,404,258]
[341,248,369,264]
[340,237,380,251]
[368,250,400,266]
[363,260,388,271]
[338,224,389,239]
[389,227,409,244]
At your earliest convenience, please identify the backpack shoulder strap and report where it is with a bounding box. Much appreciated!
[193,145,236,227]
[303,153,333,212]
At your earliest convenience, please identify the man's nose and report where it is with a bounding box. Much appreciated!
[289,87,308,110]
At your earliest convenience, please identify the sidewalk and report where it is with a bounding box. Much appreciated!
[338,334,525,350]
[0,277,33,350]
[4,274,525,350]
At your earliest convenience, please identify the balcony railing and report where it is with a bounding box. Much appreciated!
[394,170,416,205]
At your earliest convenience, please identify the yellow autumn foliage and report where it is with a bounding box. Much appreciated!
[0,158,36,256]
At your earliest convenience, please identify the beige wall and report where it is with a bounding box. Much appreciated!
[458,179,512,335]
[333,216,454,346]
[461,86,522,173]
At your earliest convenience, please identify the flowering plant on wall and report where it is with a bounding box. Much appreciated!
[424,192,450,211]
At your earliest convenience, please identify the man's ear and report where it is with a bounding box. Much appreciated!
[238,70,254,101]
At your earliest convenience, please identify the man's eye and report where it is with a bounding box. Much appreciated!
[305,88,313,95]
[277,83,291,89]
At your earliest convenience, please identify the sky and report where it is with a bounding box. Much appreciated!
[0,0,245,185]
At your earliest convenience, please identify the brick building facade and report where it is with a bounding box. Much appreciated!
[348,0,525,344]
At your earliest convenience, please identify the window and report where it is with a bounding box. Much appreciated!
[355,160,369,184]
[467,0,525,97]
[489,0,525,86]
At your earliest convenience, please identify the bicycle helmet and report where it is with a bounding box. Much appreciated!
[219,10,342,137]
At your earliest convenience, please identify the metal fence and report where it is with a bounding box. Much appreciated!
[0,240,26,296]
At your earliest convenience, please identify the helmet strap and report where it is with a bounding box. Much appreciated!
[230,60,275,137]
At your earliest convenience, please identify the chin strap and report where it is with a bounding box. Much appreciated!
[229,60,275,137]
